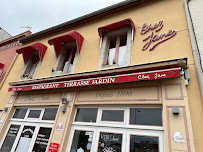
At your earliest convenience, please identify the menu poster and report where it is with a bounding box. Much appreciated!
[98,132,122,152]
[15,126,35,152]
[15,137,31,152]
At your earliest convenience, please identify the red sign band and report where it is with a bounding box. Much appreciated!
[8,67,181,92]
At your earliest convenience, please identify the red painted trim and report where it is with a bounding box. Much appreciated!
[9,67,181,92]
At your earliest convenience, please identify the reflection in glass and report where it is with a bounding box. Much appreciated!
[130,109,162,126]
[102,110,124,122]
[13,109,28,119]
[118,34,127,67]
[0,125,20,152]
[42,108,58,120]
[32,127,52,152]
[28,110,41,118]
[75,108,97,122]
[130,135,159,152]
[98,132,122,152]
[15,126,35,152]
[108,37,117,65]
[70,130,93,152]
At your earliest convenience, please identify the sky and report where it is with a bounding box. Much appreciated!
[0,0,125,36]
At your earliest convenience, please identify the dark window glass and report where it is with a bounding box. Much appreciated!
[13,109,27,119]
[98,132,122,152]
[0,125,20,152]
[42,108,58,120]
[75,108,97,122]
[130,135,159,152]
[101,110,124,122]
[119,34,127,47]
[28,110,41,118]
[130,109,162,126]
[70,130,93,152]
[15,126,35,152]
[32,127,52,152]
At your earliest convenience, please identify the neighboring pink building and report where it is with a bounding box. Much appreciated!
[0,31,31,83]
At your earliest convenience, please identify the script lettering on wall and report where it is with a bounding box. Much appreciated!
[141,20,177,51]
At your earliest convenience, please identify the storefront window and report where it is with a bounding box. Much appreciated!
[28,110,41,118]
[32,127,52,152]
[98,132,122,152]
[101,110,124,122]
[130,135,159,152]
[70,130,93,152]
[42,108,58,120]
[68,107,164,152]
[13,109,28,119]
[75,108,98,122]
[0,125,20,152]
[130,109,162,126]
[0,107,57,152]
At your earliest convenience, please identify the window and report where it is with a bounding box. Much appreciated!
[53,45,78,74]
[0,63,5,82]
[48,31,84,76]
[21,52,40,79]
[16,42,47,80]
[0,107,58,152]
[67,106,164,152]
[105,34,127,67]
[98,18,135,69]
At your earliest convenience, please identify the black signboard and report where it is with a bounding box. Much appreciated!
[98,132,122,152]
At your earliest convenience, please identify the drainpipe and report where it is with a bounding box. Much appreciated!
[184,0,203,101]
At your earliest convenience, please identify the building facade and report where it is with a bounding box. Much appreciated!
[0,31,31,109]
[0,0,202,152]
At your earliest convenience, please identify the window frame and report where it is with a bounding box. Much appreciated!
[19,51,41,80]
[98,27,132,69]
[52,41,79,75]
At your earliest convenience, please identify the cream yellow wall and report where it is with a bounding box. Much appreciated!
[0,0,203,151]
[11,0,194,80]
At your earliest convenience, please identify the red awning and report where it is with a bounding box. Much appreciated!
[98,18,136,40]
[0,63,4,69]
[16,42,47,64]
[48,30,84,57]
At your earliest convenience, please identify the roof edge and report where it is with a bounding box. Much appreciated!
[19,0,150,43]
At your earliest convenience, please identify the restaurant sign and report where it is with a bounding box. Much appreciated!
[8,67,181,92]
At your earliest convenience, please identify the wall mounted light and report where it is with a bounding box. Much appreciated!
[60,107,66,113]
[3,107,8,112]
[62,98,69,105]
[172,107,179,115]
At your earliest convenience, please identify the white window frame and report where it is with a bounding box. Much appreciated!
[0,107,57,152]
[98,27,132,70]
[67,106,164,152]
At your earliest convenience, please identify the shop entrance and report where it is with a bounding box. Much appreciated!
[0,107,58,152]
[66,106,164,152]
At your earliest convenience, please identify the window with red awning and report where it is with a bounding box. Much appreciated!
[16,42,47,79]
[48,31,84,75]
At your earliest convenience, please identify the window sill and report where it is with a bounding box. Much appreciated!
[102,64,119,70]
[51,71,66,76]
